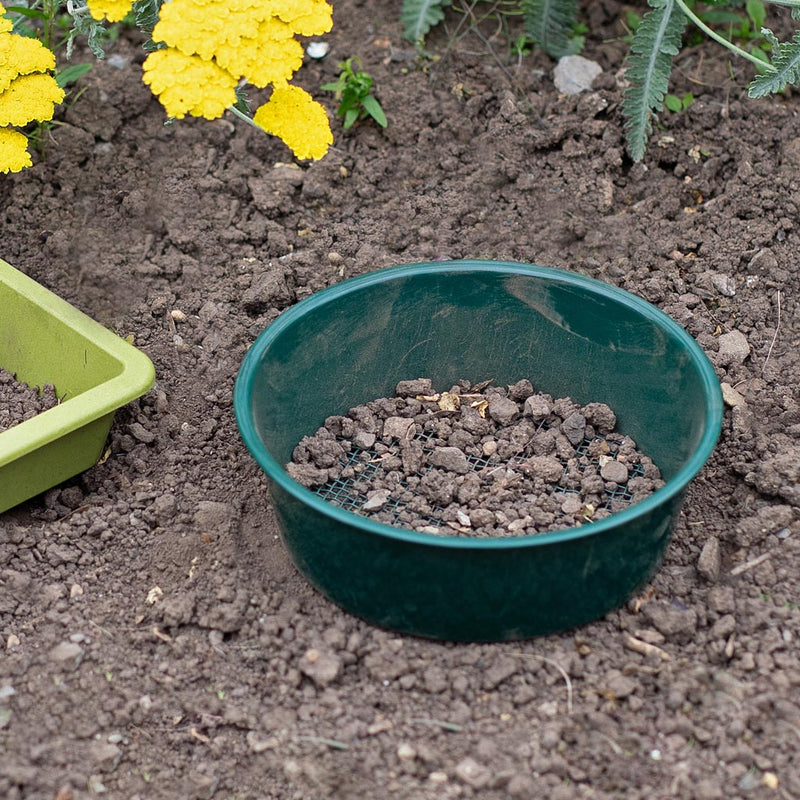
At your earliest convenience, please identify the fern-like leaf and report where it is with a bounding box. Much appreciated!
[401,0,451,44]
[522,0,579,59]
[749,28,800,96]
[622,0,688,162]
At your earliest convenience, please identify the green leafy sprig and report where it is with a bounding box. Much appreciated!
[321,57,388,129]
[521,0,580,58]
[399,0,800,161]
[622,0,688,163]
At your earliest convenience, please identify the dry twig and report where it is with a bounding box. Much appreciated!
[513,652,574,713]
[623,633,672,662]
[730,552,771,576]
[410,717,462,732]
[297,735,350,750]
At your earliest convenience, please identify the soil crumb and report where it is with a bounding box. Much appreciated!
[287,378,665,536]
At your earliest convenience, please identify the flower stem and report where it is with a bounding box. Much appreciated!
[674,0,777,73]
[228,104,262,132]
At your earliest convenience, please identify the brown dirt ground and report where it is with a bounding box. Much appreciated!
[1,1,799,798]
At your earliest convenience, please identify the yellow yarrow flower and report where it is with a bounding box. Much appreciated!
[86,0,134,23]
[266,0,332,36]
[253,85,332,160]
[142,47,237,120]
[0,126,31,173]
[0,31,58,93]
[142,0,334,160]
[0,72,64,126]
[214,18,303,89]
[0,8,64,173]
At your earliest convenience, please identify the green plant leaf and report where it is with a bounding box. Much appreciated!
[55,62,92,88]
[361,94,388,127]
[401,0,450,43]
[749,28,800,95]
[622,0,688,162]
[664,93,682,111]
[701,10,745,25]
[4,5,47,19]
[747,0,767,30]
[522,0,579,59]
[344,108,359,129]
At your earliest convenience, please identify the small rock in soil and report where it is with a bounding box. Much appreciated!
[553,55,603,95]
[488,395,520,425]
[454,757,492,788]
[428,446,470,473]
[383,416,415,441]
[299,647,342,687]
[48,641,83,666]
[600,459,629,484]
[395,378,433,397]
[716,330,751,366]
[362,489,390,511]
[697,536,722,581]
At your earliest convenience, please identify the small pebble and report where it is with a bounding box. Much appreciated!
[298,647,342,687]
[697,536,721,581]
[454,757,491,789]
[600,459,629,484]
[397,743,416,760]
[363,489,390,511]
[428,446,469,474]
[383,416,415,440]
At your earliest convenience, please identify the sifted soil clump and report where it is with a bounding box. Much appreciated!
[0,368,59,434]
[287,378,665,537]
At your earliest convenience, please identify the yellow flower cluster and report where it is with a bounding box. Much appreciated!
[0,3,65,173]
[90,0,333,159]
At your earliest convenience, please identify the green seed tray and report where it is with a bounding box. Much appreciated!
[0,259,155,513]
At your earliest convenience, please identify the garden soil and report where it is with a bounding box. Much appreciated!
[1,1,799,798]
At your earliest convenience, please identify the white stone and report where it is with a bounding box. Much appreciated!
[553,55,603,95]
[717,330,750,365]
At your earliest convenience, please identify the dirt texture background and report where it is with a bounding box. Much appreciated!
[1,0,799,798]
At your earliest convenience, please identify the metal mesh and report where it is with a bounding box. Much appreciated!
[311,431,645,531]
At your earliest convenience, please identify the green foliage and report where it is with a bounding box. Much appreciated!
[521,0,580,58]
[63,1,112,59]
[401,0,451,43]
[748,27,800,95]
[622,0,688,163]
[396,0,800,160]
[55,61,92,88]
[321,57,388,129]
[664,90,694,110]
